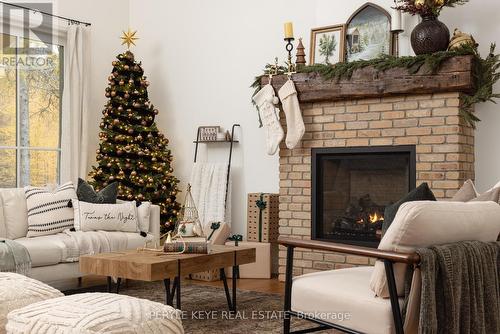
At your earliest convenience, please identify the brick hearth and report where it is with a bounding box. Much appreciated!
[276,94,474,281]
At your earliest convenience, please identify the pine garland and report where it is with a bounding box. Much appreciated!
[251,44,500,128]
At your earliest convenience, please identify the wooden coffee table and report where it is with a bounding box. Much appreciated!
[79,245,256,311]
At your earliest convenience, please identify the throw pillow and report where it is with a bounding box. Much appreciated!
[470,187,500,203]
[382,182,436,236]
[116,199,151,233]
[24,182,77,238]
[73,199,139,233]
[77,178,118,204]
[451,179,478,202]
[370,201,500,298]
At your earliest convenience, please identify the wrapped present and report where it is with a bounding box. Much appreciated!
[225,241,271,279]
[247,193,279,243]
[204,222,231,245]
[189,223,231,282]
[190,269,220,282]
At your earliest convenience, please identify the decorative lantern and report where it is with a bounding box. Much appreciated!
[173,184,205,238]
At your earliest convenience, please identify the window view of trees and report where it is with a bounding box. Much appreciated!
[0,34,62,188]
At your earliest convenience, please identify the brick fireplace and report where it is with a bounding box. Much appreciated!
[264,56,476,280]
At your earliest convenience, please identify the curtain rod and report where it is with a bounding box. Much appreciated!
[0,1,91,26]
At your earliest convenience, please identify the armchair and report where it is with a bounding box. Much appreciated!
[279,237,419,334]
[279,200,500,334]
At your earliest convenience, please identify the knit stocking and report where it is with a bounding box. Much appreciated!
[253,84,284,155]
[278,79,305,149]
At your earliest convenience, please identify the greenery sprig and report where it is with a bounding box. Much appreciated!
[251,43,500,128]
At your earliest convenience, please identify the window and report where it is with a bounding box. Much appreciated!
[0,32,63,187]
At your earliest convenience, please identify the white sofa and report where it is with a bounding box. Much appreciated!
[0,188,161,285]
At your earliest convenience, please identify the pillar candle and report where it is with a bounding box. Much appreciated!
[391,8,402,31]
[284,22,294,39]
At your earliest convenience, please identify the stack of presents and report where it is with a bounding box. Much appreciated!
[191,193,279,281]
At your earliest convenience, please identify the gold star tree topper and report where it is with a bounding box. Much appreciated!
[121,29,139,49]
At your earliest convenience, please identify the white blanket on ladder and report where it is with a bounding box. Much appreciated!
[190,162,231,228]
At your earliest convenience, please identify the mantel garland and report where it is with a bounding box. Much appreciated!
[252,44,500,128]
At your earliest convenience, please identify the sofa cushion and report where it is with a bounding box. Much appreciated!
[15,235,67,267]
[370,201,500,298]
[25,183,77,238]
[382,182,436,236]
[451,179,478,201]
[0,188,28,239]
[77,178,118,204]
[123,231,153,249]
[292,267,406,334]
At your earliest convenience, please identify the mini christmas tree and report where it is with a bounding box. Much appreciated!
[89,31,181,234]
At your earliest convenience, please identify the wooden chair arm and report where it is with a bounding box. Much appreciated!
[278,236,420,265]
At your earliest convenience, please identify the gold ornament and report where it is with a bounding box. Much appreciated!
[435,0,445,5]
[120,29,139,49]
[415,0,425,7]
[448,28,477,50]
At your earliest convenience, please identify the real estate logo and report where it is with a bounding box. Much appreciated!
[1,2,53,56]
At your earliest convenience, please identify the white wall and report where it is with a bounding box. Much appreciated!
[54,0,130,170]
[439,0,500,191]
[125,0,500,235]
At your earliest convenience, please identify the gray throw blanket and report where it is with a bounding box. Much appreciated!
[0,238,31,275]
[414,241,499,334]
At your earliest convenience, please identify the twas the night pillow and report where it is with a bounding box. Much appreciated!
[72,199,139,233]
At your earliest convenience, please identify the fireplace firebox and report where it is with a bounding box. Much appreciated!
[312,146,416,248]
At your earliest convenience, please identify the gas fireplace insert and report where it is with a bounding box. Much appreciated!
[311,146,416,248]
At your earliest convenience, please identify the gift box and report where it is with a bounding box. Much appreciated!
[204,222,231,245]
[190,269,220,282]
[189,223,230,282]
[225,241,271,279]
[247,193,279,243]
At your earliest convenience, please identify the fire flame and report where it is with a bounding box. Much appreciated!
[369,212,384,224]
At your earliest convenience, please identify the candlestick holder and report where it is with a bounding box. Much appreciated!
[390,29,404,57]
[284,37,296,75]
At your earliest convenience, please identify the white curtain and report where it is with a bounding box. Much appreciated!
[60,24,91,184]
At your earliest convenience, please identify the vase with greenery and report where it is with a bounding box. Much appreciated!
[394,0,469,54]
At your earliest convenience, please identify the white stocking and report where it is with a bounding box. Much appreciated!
[253,84,284,155]
[278,79,305,149]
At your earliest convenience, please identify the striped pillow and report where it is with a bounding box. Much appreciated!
[24,182,77,238]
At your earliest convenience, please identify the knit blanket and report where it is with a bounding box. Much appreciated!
[0,239,31,275]
[190,162,231,227]
[414,241,499,334]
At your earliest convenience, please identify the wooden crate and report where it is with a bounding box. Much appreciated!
[247,193,279,243]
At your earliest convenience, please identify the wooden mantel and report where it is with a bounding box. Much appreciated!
[263,55,475,103]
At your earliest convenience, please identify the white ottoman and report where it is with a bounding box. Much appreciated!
[0,273,63,334]
[7,293,184,334]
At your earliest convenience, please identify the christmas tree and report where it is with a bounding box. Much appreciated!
[89,31,180,234]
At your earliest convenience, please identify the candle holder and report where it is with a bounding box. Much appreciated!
[390,29,404,57]
[284,37,296,75]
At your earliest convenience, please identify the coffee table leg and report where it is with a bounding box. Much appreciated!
[164,278,178,306]
[175,276,181,309]
[219,268,236,312]
[116,278,121,294]
[107,276,112,293]
[232,265,237,312]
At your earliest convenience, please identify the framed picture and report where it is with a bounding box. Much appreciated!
[345,3,392,62]
[199,126,220,141]
[309,24,346,65]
